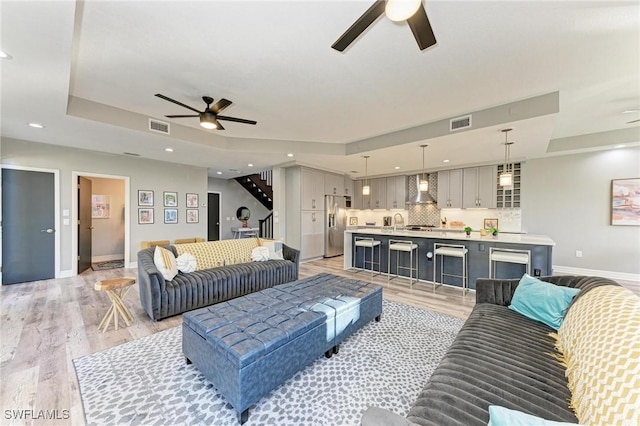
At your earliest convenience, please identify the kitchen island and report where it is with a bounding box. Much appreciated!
[344,229,555,290]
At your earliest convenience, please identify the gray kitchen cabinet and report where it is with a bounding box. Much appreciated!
[353,180,364,209]
[370,178,387,209]
[437,169,463,208]
[344,176,354,197]
[386,176,407,209]
[324,173,343,195]
[463,166,497,208]
[301,168,325,210]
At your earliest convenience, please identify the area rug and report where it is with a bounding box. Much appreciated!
[73,300,464,426]
[91,259,124,271]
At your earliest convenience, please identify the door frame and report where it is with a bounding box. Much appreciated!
[71,171,130,275]
[207,191,222,241]
[0,164,61,282]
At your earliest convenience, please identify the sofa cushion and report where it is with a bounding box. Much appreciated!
[175,239,260,270]
[154,246,178,281]
[488,406,579,426]
[509,274,580,330]
[556,285,640,425]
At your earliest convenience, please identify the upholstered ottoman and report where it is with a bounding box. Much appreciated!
[182,273,383,423]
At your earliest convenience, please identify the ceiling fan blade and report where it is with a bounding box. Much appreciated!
[627,119,640,124]
[211,98,232,114]
[165,114,199,118]
[217,115,257,125]
[407,3,437,50]
[331,0,386,52]
[155,93,201,113]
[214,119,225,130]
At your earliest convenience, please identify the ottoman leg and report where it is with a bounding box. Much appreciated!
[375,314,381,322]
[333,344,340,355]
[239,408,249,424]
[324,349,334,358]
[185,356,192,365]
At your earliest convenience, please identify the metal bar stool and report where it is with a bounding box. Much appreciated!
[353,236,382,278]
[489,247,531,279]
[433,243,468,295]
[388,239,418,286]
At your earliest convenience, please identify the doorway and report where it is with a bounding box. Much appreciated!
[208,192,220,241]
[1,166,60,285]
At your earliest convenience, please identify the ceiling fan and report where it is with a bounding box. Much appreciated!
[332,0,436,52]
[155,94,257,130]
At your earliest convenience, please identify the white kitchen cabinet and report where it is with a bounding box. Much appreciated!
[437,169,463,208]
[462,166,497,208]
[301,210,324,259]
[324,173,343,195]
[386,176,407,209]
[344,177,354,197]
[301,168,325,210]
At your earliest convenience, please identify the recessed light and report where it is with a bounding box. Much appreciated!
[287,153,294,157]
[443,159,450,163]
[28,123,44,129]
[165,147,174,152]
[622,109,639,114]
[394,166,400,170]
[614,144,626,149]
[216,171,222,175]
[248,163,254,167]
[0,50,12,59]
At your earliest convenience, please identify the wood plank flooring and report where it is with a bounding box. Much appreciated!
[1,255,636,426]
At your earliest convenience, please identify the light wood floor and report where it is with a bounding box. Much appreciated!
[2,256,636,426]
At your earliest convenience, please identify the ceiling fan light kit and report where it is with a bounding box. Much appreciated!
[155,94,256,131]
[385,0,421,22]
[499,128,514,187]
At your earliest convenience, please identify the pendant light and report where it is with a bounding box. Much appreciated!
[499,128,514,187]
[385,0,422,22]
[419,144,429,192]
[362,155,371,195]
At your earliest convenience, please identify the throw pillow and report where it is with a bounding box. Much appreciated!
[260,239,285,260]
[251,246,270,262]
[153,246,178,281]
[508,274,580,330]
[487,405,580,426]
[176,252,197,273]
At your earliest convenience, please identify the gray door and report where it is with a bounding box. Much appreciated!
[207,193,220,241]
[1,168,55,284]
[78,176,92,273]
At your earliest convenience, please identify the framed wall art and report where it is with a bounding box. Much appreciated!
[138,208,154,224]
[611,178,640,226]
[164,208,178,224]
[483,218,498,230]
[163,191,178,207]
[186,193,199,208]
[186,209,199,223]
[138,190,154,206]
[91,194,111,219]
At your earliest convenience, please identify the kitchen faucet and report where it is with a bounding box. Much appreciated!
[393,213,405,231]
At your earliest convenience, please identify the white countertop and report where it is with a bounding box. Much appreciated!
[346,228,555,246]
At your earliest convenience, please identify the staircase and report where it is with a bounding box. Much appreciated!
[234,170,273,210]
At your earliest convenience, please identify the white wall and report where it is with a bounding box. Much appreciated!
[89,177,125,261]
[522,147,640,279]
[2,138,208,272]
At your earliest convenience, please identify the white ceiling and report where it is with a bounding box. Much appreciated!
[1,0,639,179]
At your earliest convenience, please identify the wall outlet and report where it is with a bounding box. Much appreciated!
[575,250,583,258]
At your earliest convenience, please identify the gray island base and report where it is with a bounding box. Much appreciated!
[344,229,554,290]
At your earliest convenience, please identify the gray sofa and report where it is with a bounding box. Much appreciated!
[362,275,619,426]
[137,243,300,320]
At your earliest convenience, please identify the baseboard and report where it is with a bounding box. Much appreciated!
[128,261,137,269]
[92,254,125,263]
[59,270,73,278]
[553,265,640,283]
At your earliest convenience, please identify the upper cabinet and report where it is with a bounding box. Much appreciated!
[344,177,354,197]
[496,162,522,208]
[370,178,387,209]
[301,168,325,210]
[352,180,363,209]
[437,169,463,208]
[324,173,344,196]
[386,176,406,209]
[462,165,497,208]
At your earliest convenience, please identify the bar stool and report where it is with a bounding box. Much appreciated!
[388,239,418,286]
[433,243,468,295]
[489,247,531,279]
[353,236,381,278]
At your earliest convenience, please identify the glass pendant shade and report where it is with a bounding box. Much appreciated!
[385,0,422,22]
[499,172,513,186]
[362,185,370,195]
[419,177,429,192]
[362,155,370,195]
[499,129,514,187]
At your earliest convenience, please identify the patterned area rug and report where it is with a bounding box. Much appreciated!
[73,300,464,426]
[91,259,124,271]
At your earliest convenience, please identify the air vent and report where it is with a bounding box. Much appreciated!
[450,115,472,132]
[149,118,170,134]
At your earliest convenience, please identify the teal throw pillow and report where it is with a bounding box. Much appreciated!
[487,405,580,425]
[508,274,580,330]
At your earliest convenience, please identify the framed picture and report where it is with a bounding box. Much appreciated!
[91,194,111,219]
[138,208,154,224]
[349,217,358,225]
[163,191,178,207]
[483,218,498,230]
[186,193,199,208]
[138,190,154,206]
[164,208,178,224]
[186,209,199,223]
[611,178,640,226]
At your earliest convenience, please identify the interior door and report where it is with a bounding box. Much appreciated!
[77,176,92,273]
[1,168,55,284]
[207,192,220,241]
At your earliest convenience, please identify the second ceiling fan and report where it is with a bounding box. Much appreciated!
[155,94,257,130]
[332,0,436,52]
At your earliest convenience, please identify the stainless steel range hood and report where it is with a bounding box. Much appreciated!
[406,174,437,205]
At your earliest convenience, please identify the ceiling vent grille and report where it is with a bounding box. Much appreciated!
[450,115,472,132]
[149,118,170,134]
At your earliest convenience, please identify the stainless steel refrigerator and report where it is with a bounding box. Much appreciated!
[324,195,347,257]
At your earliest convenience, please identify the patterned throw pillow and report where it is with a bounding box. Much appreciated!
[259,238,285,260]
[556,285,640,425]
[176,252,197,273]
[153,246,178,281]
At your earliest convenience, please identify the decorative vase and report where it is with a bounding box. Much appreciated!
[242,220,248,228]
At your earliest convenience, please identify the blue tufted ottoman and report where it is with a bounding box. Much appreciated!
[182,273,383,423]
